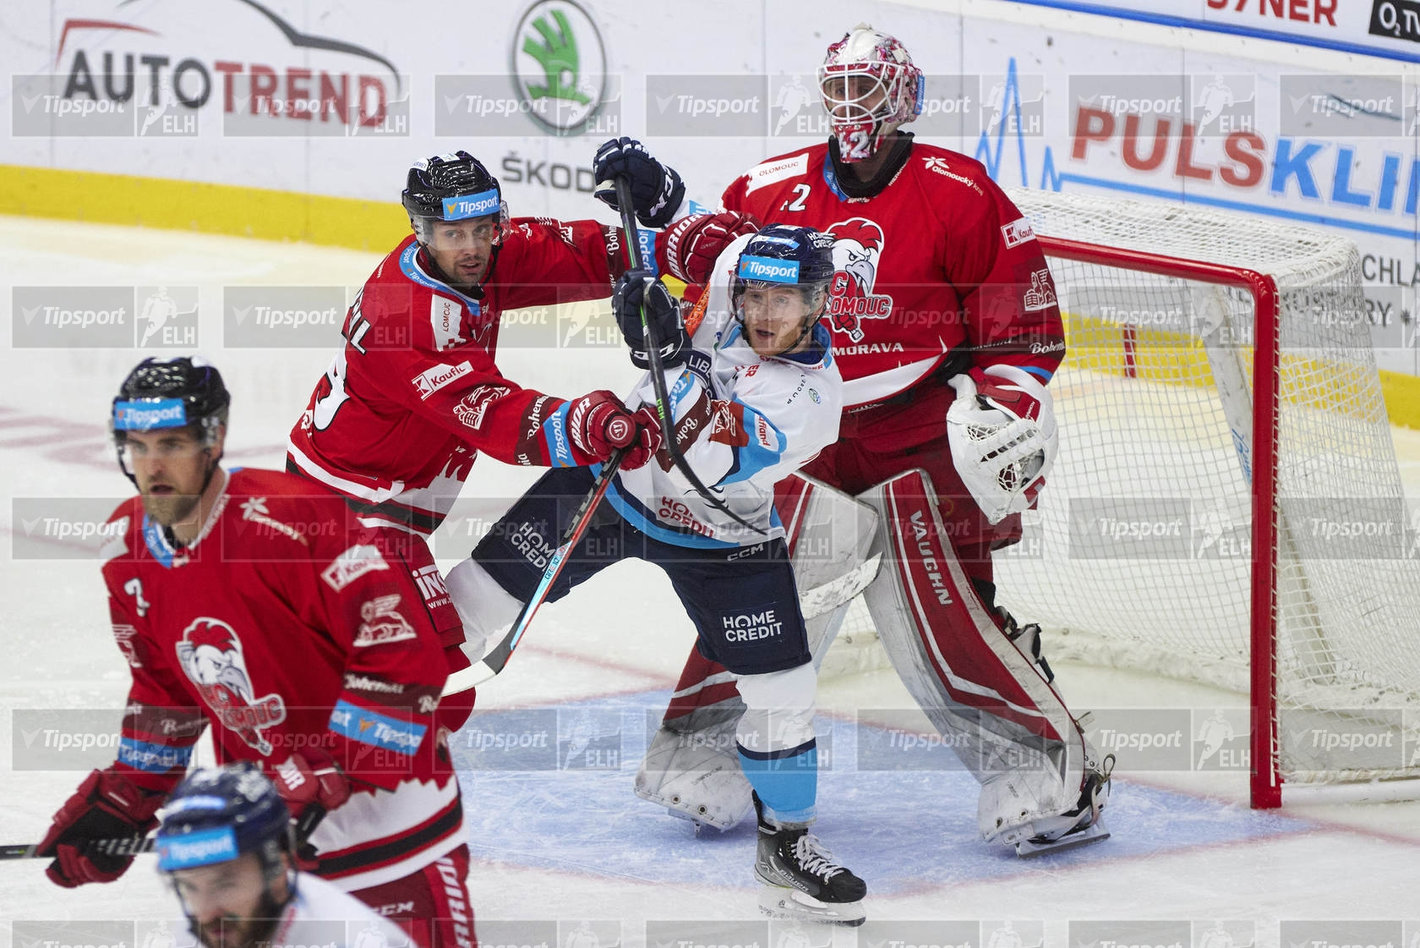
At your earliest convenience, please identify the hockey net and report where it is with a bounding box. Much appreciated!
[823,188,1420,806]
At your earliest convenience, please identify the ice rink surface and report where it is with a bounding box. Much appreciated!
[3,217,1420,946]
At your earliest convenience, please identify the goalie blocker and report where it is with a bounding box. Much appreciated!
[636,470,1111,854]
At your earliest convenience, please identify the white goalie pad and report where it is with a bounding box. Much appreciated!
[634,474,880,829]
[856,468,1098,846]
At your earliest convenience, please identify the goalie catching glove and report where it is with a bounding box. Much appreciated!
[592,137,685,228]
[946,364,1057,524]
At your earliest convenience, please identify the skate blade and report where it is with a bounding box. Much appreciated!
[1014,821,1110,857]
[757,887,866,927]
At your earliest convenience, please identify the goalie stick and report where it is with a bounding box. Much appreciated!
[613,176,764,538]
[441,450,624,695]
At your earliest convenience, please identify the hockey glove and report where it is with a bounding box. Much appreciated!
[612,270,689,370]
[592,137,686,228]
[946,364,1058,524]
[37,768,165,888]
[565,391,662,470]
[656,211,761,285]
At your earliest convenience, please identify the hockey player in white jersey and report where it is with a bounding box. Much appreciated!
[156,764,413,948]
[445,224,866,924]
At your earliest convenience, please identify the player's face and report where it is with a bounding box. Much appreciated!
[121,427,219,528]
[424,216,501,287]
[821,71,889,121]
[171,854,287,948]
[740,285,819,357]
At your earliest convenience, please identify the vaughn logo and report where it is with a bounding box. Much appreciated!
[510,0,608,135]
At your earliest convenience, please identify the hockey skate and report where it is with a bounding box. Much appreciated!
[753,794,867,927]
[1011,753,1115,857]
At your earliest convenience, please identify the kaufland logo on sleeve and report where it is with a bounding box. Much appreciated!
[113,399,188,431]
[738,255,799,283]
[412,360,474,399]
[442,189,500,220]
[1001,216,1036,248]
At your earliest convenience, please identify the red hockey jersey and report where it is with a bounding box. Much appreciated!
[100,467,463,890]
[719,139,1065,408]
[288,220,628,534]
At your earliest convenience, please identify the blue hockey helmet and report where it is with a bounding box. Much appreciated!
[156,763,293,877]
[731,224,836,354]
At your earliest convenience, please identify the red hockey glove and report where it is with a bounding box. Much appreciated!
[37,768,165,888]
[657,211,761,285]
[272,750,351,832]
[565,391,663,470]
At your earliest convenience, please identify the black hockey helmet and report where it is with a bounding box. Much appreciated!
[401,150,509,239]
[157,763,294,875]
[111,356,229,486]
[731,224,836,353]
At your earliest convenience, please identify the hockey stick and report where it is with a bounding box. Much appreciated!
[4,834,153,860]
[613,176,765,537]
[5,805,327,862]
[441,450,624,695]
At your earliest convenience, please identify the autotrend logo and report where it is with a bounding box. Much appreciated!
[510,0,607,135]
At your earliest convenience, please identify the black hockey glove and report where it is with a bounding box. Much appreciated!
[612,269,689,370]
[593,137,686,228]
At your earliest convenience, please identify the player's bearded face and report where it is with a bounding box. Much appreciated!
[171,855,288,948]
[740,285,820,357]
[122,428,213,528]
[425,216,501,287]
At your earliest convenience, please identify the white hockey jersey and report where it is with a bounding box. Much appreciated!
[607,233,843,548]
[174,873,411,948]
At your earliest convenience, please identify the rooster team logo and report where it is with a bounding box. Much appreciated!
[175,617,287,755]
[823,217,894,343]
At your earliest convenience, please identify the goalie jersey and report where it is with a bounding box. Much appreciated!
[99,468,463,891]
[607,233,844,548]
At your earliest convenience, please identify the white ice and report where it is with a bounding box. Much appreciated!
[2,217,1420,947]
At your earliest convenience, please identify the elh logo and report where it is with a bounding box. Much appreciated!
[136,286,199,348]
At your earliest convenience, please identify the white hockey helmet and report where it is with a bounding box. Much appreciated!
[817,24,923,162]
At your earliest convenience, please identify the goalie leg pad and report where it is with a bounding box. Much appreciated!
[857,468,1096,845]
[635,475,878,827]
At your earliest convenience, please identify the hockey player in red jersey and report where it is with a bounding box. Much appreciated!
[37,358,475,948]
[622,24,1113,856]
[284,150,744,727]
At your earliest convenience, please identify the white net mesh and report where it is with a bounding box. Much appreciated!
[826,187,1420,787]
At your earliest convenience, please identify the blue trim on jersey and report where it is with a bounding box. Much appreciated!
[543,401,577,467]
[329,700,427,756]
[718,401,786,487]
[1023,365,1053,383]
[141,516,177,568]
[603,480,735,550]
[821,154,849,201]
[118,736,192,773]
[637,228,658,276]
[157,826,239,871]
[398,242,483,317]
[740,740,817,824]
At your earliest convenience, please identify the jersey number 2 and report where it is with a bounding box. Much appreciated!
[783,184,810,213]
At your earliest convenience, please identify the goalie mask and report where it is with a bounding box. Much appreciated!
[818,24,924,163]
[731,224,835,358]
